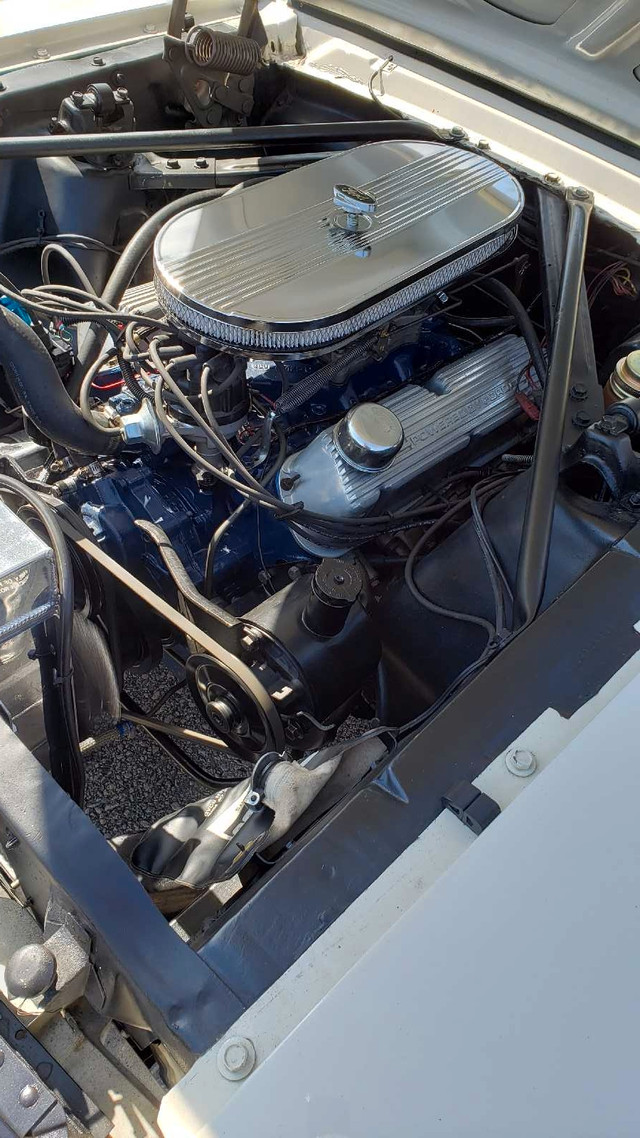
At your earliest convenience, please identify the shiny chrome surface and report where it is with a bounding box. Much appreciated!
[120,279,163,319]
[0,500,57,652]
[154,141,523,354]
[332,183,378,233]
[609,350,640,401]
[334,403,404,471]
[279,335,530,549]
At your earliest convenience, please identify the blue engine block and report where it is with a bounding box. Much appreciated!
[73,319,462,607]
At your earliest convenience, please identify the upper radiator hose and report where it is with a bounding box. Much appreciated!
[0,307,120,456]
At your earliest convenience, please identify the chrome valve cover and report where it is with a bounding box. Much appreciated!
[279,336,531,551]
[153,141,523,355]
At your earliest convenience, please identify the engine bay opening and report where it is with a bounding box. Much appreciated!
[0,116,637,842]
[0,22,639,1092]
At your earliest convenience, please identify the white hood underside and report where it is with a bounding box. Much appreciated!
[295,0,640,148]
[0,0,637,149]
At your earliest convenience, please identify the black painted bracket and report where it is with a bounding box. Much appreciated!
[442,780,501,835]
[0,720,244,1068]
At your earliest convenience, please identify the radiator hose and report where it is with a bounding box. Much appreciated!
[0,306,120,455]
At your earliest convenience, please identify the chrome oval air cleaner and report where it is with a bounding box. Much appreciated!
[153,140,524,356]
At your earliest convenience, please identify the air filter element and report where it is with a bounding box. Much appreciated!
[153,140,523,356]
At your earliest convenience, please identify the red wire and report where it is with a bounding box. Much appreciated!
[92,378,124,391]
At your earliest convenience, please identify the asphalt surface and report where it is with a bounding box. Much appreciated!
[84,664,253,839]
[84,665,371,839]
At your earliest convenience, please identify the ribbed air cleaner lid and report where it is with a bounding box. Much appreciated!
[153,140,523,355]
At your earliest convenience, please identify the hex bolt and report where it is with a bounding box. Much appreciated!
[573,410,591,429]
[569,382,588,401]
[477,139,490,150]
[195,157,209,169]
[92,56,105,67]
[505,748,537,777]
[217,1036,256,1081]
[71,91,84,107]
[572,186,590,200]
[544,172,561,184]
[166,158,180,169]
[598,414,627,437]
[19,1085,39,1108]
[116,88,129,101]
[628,492,640,508]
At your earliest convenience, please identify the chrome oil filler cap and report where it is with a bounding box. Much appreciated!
[334,403,404,472]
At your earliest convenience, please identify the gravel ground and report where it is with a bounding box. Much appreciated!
[84,665,253,839]
[84,665,372,839]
